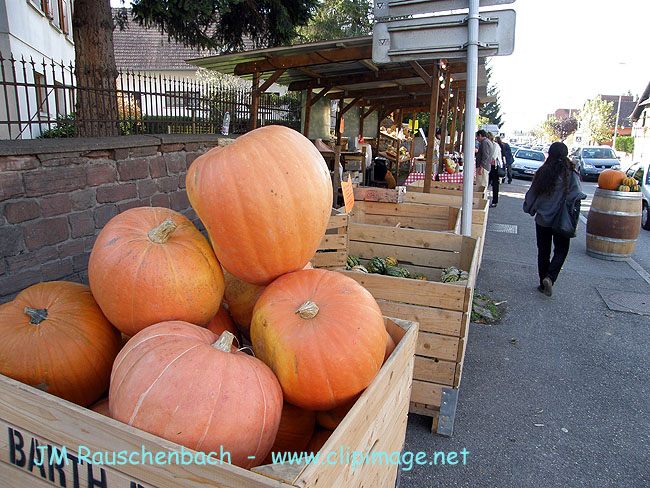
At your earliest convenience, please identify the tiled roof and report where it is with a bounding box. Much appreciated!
[112,9,253,71]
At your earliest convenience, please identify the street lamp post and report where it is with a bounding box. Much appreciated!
[613,92,622,152]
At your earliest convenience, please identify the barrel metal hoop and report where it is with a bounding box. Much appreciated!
[588,208,642,217]
[594,188,643,199]
[586,233,638,243]
[586,249,631,261]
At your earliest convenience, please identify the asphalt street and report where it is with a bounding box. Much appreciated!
[401,178,650,488]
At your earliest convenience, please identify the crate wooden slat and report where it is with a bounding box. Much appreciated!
[0,317,417,488]
[350,201,460,233]
[311,210,348,269]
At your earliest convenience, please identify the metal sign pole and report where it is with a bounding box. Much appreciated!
[461,0,479,237]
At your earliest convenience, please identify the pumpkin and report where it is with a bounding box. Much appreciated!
[617,185,630,192]
[186,125,333,286]
[263,403,316,464]
[315,396,358,430]
[88,207,224,336]
[90,398,111,417]
[305,429,333,454]
[367,257,387,274]
[0,281,121,407]
[597,169,626,190]
[346,255,361,268]
[250,269,386,410]
[385,256,398,268]
[350,265,369,273]
[110,322,283,469]
[631,185,641,192]
[206,303,242,348]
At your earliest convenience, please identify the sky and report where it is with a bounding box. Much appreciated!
[487,0,650,134]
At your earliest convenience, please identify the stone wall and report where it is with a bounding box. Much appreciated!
[0,134,230,303]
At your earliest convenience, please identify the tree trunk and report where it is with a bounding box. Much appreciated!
[73,0,120,137]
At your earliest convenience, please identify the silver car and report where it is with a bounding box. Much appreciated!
[573,146,621,180]
[511,149,546,179]
[625,162,650,230]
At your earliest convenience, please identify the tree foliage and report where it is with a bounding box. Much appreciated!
[297,0,373,42]
[615,136,634,154]
[128,0,317,51]
[546,116,578,141]
[577,98,614,145]
[479,64,503,127]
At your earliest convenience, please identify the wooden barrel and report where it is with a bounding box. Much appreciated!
[586,188,642,261]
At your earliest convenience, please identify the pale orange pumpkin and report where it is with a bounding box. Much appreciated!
[263,403,316,464]
[88,207,224,336]
[0,281,121,407]
[597,169,626,190]
[206,303,242,347]
[186,125,333,286]
[90,397,111,417]
[110,322,283,468]
[250,269,386,410]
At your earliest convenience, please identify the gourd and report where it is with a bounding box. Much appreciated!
[350,265,369,273]
[386,266,410,278]
[367,257,387,274]
[597,169,626,190]
[88,207,224,336]
[617,185,630,192]
[630,185,641,192]
[0,281,122,407]
[110,323,283,469]
[346,255,361,268]
[250,269,386,410]
[385,256,398,268]
[621,177,637,187]
[186,125,333,286]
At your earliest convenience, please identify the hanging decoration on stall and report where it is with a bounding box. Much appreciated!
[342,175,355,214]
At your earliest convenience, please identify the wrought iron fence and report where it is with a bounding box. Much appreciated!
[0,53,302,140]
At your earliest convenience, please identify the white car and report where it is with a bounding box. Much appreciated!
[511,149,546,179]
[625,162,650,230]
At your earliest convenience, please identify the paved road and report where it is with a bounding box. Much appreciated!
[401,178,650,488]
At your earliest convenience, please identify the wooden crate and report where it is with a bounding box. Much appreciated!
[310,209,348,269]
[334,222,479,433]
[406,181,487,200]
[0,317,417,488]
[349,200,461,234]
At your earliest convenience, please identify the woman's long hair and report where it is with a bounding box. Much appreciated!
[530,142,575,196]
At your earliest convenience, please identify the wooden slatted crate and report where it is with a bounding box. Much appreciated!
[349,200,461,234]
[310,209,348,269]
[0,317,417,488]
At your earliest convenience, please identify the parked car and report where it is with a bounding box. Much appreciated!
[511,149,546,178]
[625,162,650,230]
[572,146,621,180]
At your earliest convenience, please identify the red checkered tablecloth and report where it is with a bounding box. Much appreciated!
[404,169,476,185]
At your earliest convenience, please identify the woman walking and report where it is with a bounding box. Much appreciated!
[487,132,501,207]
[523,142,586,296]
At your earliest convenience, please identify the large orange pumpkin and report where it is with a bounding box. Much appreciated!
[598,169,626,190]
[0,281,121,407]
[88,207,224,336]
[250,269,386,410]
[110,322,283,468]
[206,303,242,347]
[315,395,358,430]
[186,125,333,286]
[263,403,316,464]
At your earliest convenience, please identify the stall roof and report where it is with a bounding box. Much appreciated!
[187,36,489,108]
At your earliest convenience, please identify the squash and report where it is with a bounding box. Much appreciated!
[617,185,630,192]
[597,169,626,190]
[250,269,386,410]
[90,398,111,417]
[385,256,398,268]
[88,207,224,336]
[367,256,387,274]
[386,266,410,278]
[186,125,333,286]
[315,396,358,430]
[630,185,641,192]
[346,255,361,269]
[350,265,369,273]
[263,403,316,464]
[110,323,283,469]
[206,303,242,348]
[621,177,637,187]
[305,429,333,454]
[0,281,122,407]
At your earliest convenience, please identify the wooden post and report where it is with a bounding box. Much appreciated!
[333,145,342,207]
[304,87,312,138]
[455,96,465,153]
[449,88,460,153]
[359,104,365,140]
[250,71,260,131]
[437,73,451,175]
[375,108,383,161]
[395,108,403,182]
[336,95,344,147]
[424,65,441,193]
[409,111,416,160]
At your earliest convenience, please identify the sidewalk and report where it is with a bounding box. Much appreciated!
[402,180,650,487]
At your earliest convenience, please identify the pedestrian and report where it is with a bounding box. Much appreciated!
[475,130,492,192]
[487,132,501,207]
[523,142,586,297]
[496,136,514,184]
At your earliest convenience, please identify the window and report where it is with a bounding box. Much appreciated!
[34,72,48,116]
[57,0,70,34]
[54,81,70,117]
[646,165,650,185]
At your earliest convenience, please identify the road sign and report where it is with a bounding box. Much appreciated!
[374,0,515,19]
[372,9,516,64]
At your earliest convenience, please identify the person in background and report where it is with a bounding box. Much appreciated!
[496,136,514,184]
[487,132,501,207]
[475,130,492,190]
[523,142,586,297]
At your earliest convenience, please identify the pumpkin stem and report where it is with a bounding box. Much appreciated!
[24,307,48,325]
[295,301,319,319]
[212,331,235,352]
[148,218,177,244]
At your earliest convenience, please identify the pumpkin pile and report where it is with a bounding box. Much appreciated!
[597,169,641,192]
[0,126,395,469]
